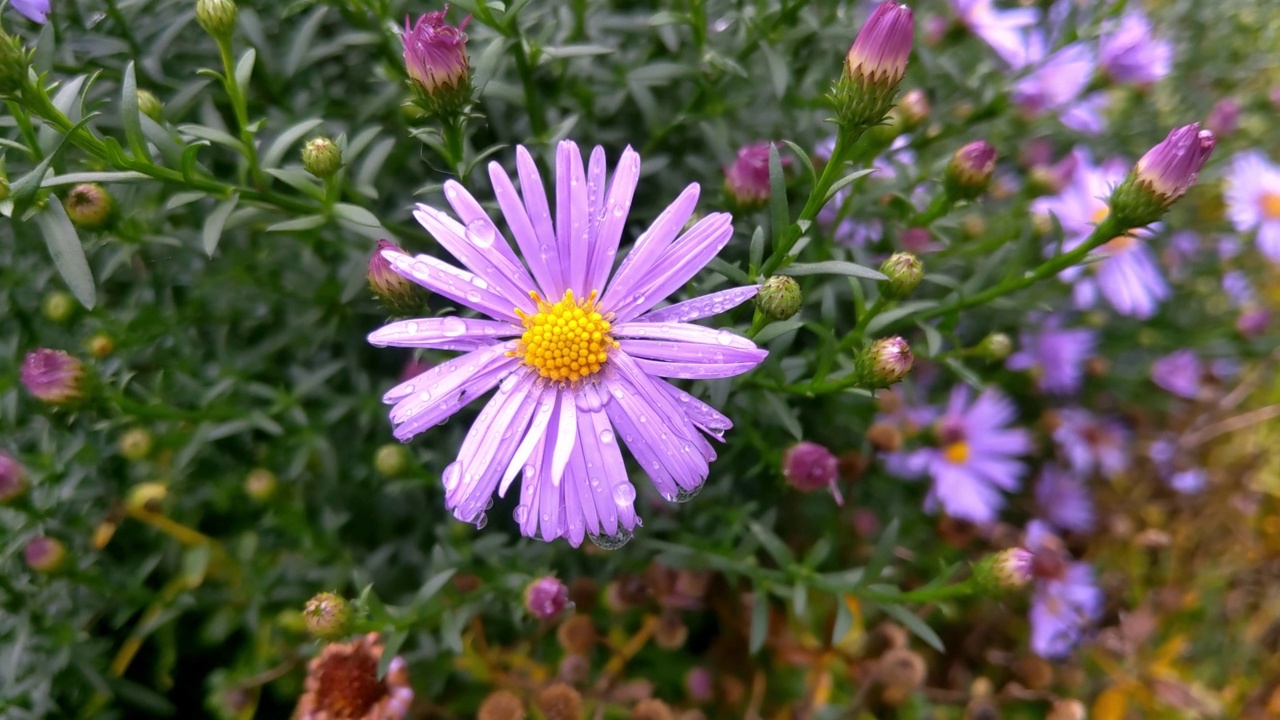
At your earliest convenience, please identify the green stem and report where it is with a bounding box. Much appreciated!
[215,37,266,190]
[745,310,769,339]
[442,116,467,177]
[509,32,547,140]
[910,192,954,227]
[842,295,886,352]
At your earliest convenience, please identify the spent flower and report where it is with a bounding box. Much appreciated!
[1025,521,1102,658]
[402,7,471,114]
[294,633,413,720]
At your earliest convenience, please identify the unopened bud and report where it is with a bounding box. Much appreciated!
[0,451,27,504]
[244,468,277,501]
[368,239,429,316]
[879,252,922,299]
[723,143,774,212]
[374,443,410,476]
[1112,123,1215,227]
[88,334,115,358]
[782,441,842,505]
[21,349,86,406]
[976,332,1012,361]
[0,30,32,95]
[945,141,997,200]
[303,591,351,640]
[125,482,168,512]
[24,536,66,573]
[136,89,164,122]
[897,88,930,130]
[301,137,342,178]
[64,183,113,229]
[835,2,915,129]
[973,547,1033,593]
[118,428,154,461]
[756,275,801,321]
[862,336,913,387]
[479,690,527,720]
[42,291,76,324]
[525,576,569,620]
[196,0,238,39]
[403,8,472,115]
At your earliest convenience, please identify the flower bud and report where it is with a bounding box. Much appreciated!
[536,683,582,720]
[1204,97,1239,138]
[479,690,526,720]
[866,422,903,453]
[196,0,238,40]
[0,29,32,94]
[64,183,114,229]
[834,2,914,129]
[723,143,774,212]
[976,332,1012,361]
[244,467,277,502]
[304,591,352,640]
[524,576,569,620]
[21,349,86,406]
[0,451,27,504]
[756,276,801,321]
[402,8,472,115]
[897,88,930,130]
[118,428,154,461]
[945,141,997,200]
[125,482,168,512]
[368,239,429,316]
[24,535,66,573]
[879,252,922,300]
[136,89,164,122]
[88,334,115,358]
[42,291,76,324]
[876,647,927,692]
[862,336,913,387]
[973,548,1033,594]
[301,137,342,178]
[782,441,842,505]
[374,443,410,477]
[1111,123,1215,227]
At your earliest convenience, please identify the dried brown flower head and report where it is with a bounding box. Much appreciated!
[293,633,412,720]
[535,683,582,720]
[556,615,598,654]
[876,648,927,691]
[631,698,673,720]
[478,690,526,720]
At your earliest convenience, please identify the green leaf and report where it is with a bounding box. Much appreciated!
[754,319,804,344]
[760,391,801,440]
[768,143,788,246]
[944,357,986,389]
[11,115,96,213]
[541,44,616,59]
[865,300,941,334]
[878,602,944,652]
[831,597,854,645]
[140,116,187,169]
[759,41,789,99]
[265,168,325,201]
[333,202,383,228]
[791,583,808,619]
[177,124,246,154]
[120,62,152,162]
[917,320,943,357]
[34,201,96,309]
[263,118,324,168]
[285,7,328,78]
[822,168,878,205]
[235,48,256,91]
[779,140,816,187]
[180,544,211,589]
[748,520,794,566]
[266,215,327,232]
[415,568,457,602]
[473,37,513,93]
[862,518,900,586]
[782,260,887,281]
[748,226,764,277]
[203,194,239,256]
[376,630,409,680]
[704,257,751,285]
[749,588,769,654]
[42,171,150,187]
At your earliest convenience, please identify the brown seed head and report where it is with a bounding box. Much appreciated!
[631,699,673,720]
[876,648,927,691]
[536,683,583,720]
[478,690,526,720]
[556,615,598,654]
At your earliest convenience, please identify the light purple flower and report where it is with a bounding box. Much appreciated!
[1169,468,1206,494]
[1006,317,1096,395]
[950,0,1040,68]
[1026,521,1103,659]
[1237,307,1270,337]
[1012,42,1095,120]
[724,143,776,209]
[782,441,843,505]
[21,348,85,405]
[888,386,1032,524]
[11,0,48,23]
[1099,12,1172,85]
[367,141,767,547]
[1034,465,1095,533]
[1051,408,1130,480]
[1151,349,1201,399]
[1224,151,1280,262]
[1205,98,1240,138]
[1222,270,1254,307]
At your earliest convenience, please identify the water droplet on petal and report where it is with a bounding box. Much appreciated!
[441,316,467,337]
[466,289,482,303]
[612,483,636,506]
[442,463,460,491]
[673,484,703,503]
[475,512,488,530]
[599,429,615,444]
[514,505,529,523]
[588,527,634,550]
[465,219,497,249]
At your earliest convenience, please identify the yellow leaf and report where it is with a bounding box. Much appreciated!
[1093,685,1131,720]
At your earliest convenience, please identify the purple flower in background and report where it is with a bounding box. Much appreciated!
[1222,270,1254,307]
[366,141,766,546]
[1237,307,1270,337]
[890,386,1032,524]
[1052,408,1130,480]
[724,142,777,210]
[950,0,1040,68]
[1012,42,1095,120]
[1035,465,1095,533]
[1059,92,1108,135]
[21,349,85,406]
[1151,349,1202,399]
[1224,151,1280,261]
[11,0,49,23]
[1025,521,1103,658]
[1099,12,1172,85]
[524,576,569,619]
[1169,468,1207,494]
[1006,317,1096,395]
[1205,98,1240,138]
[782,441,844,505]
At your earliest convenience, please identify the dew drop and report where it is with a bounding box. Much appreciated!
[599,429,615,444]
[474,512,488,530]
[673,484,703,503]
[500,373,518,392]
[611,203,626,217]
[465,219,497,249]
[588,527,634,550]
[513,505,529,523]
[442,463,461,491]
[370,339,388,348]
[466,289,482,303]
[612,483,636,506]
[441,316,467,337]
[716,331,735,346]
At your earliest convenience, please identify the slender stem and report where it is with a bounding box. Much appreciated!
[844,296,886,351]
[215,37,267,190]
[745,309,769,339]
[509,32,547,140]
[442,116,467,177]
[909,192,954,227]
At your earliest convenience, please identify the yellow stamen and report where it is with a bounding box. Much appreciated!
[943,441,969,465]
[1261,191,1280,220]
[510,289,617,383]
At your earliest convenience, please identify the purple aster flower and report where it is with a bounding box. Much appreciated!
[1059,92,1108,135]
[1099,12,1172,85]
[10,0,48,23]
[723,143,777,211]
[1222,270,1254,307]
[21,348,85,406]
[1025,521,1103,659]
[889,386,1032,524]
[1034,465,1095,533]
[1012,42,1095,119]
[950,0,1040,68]
[1151,349,1202,399]
[1033,151,1170,318]
[1237,307,1270,337]
[1006,317,1096,395]
[367,141,767,547]
[1051,408,1130,480]
[1205,98,1240,138]
[782,441,843,505]
[1224,151,1280,261]
[1169,468,1206,494]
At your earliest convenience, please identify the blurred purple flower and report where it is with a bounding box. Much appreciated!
[1237,307,1270,336]
[1006,317,1096,395]
[1099,12,1172,85]
[1012,42,1095,120]
[1026,521,1103,658]
[782,441,843,505]
[1059,92,1108,135]
[21,348,85,405]
[1205,98,1240,138]
[524,576,568,619]
[1052,408,1130,480]
[1034,465,1095,533]
[1151,349,1202,399]
[724,142,780,209]
[11,0,49,23]
[888,386,1032,524]
[950,0,1040,68]
[1218,234,1244,261]
[1169,468,1207,494]
[1222,270,1254,307]
[1224,151,1280,261]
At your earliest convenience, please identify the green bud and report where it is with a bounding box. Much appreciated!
[879,252,922,300]
[244,468,277,502]
[196,0,238,40]
[303,591,351,640]
[756,276,802,321]
[64,183,114,229]
[972,548,1032,595]
[0,30,31,96]
[136,89,164,122]
[374,443,410,477]
[301,137,342,178]
[944,141,997,201]
[860,336,913,388]
[42,291,76,324]
[976,332,1012,362]
[119,428,155,461]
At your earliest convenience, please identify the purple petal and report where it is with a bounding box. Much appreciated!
[516,146,566,297]
[413,204,537,314]
[381,248,522,323]
[368,317,521,351]
[440,179,529,277]
[633,358,763,380]
[601,184,700,311]
[499,386,558,497]
[556,141,591,295]
[658,383,733,437]
[573,406,638,537]
[489,160,560,298]
[587,147,642,293]
[609,213,735,322]
[12,0,48,22]
[562,455,591,547]
[446,374,543,523]
[638,285,760,323]
[387,344,522,440]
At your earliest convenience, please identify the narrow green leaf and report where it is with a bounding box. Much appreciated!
[753,319,804,344]
[203,194,239,256]
[879,602,945,652]
[749,588,769,654]
[473,37,513,94]
[180,544,211,589]
[266,215,327,233]
[265,168,325,201]
[140,116,187,169]
[917,320,943,357]
[235,48,256,91]
[42,171,150,187]
[748,226,764,277]
[177,124,246,153]
[704,257,751,285]
[944,357,986,389]
[862,518,900,586]
[542,44,616,59]
[865,300,941,334]
[822,168,878,205]
[779,140,816,187]
[285,7,328,78]
[34,201,96,309]
[767,143,788,245]
[333,202,383,228]
[831,597,854,645]
[758,41,789,99]
[262,118,324,169]
[748,520,794,566]
[782,260,887,281]
[760,392,802,440]
[415,568,457,602]
[11,115,95,212]
[791,583,808,619]
[376,630,409,680]
[120,62,152,162]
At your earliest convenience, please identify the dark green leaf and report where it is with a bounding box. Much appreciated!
[879,602,945,652]
[748,520,794,566]
[749,226,765,277]
[831,597,854,645]
[749,588,769,654]
[203,194,239,256]
[782,260,887,281]
[34,201,95,309]
[754,319,804,344]
[822,168,878,205]
[120,62,152,162]
[768,143,789,246]
[862,518,900,586]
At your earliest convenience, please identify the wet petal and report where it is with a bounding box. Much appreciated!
[368,317,521,351]
[609,213,736,322]
[413,204,538,314]
[601,183,700,310]
[638,285,760,323]
[587,147,641,293]
[381,248,522,323]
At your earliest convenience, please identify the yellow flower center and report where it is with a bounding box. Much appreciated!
[1091,205,1110,224]
[1261,191,1280,220]
[512,289,616,383]
[943,441,969,464]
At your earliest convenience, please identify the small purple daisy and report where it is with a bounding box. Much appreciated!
[1025,521,1103,659]
[1099,12,1173,85]
[1051,408,1130,480]
[949,0,1040,68]
[1034,465,1095,534]
[1151,349,1202,399]
[1005,317,1096,395]
[1224,151,1280,261]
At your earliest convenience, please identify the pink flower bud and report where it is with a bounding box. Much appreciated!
[524,576,569,620]
[21,348,85,406]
